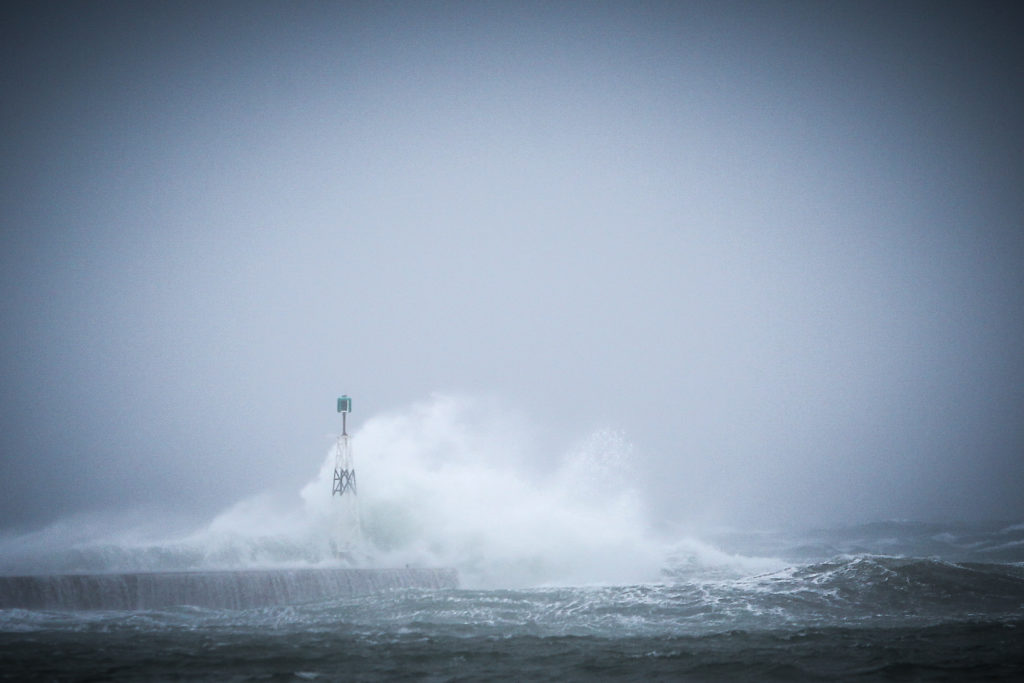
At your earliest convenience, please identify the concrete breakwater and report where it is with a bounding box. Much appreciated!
[0,567,458,610]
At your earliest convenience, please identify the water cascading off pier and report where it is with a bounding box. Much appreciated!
[0,568,458,610]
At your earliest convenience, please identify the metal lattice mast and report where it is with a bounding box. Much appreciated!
[332,395,356,496]
[331,395,362,558]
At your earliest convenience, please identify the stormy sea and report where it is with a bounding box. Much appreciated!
[2,407,1022,680]
[1,520,1023,681]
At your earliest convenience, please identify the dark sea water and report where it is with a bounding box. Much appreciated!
[2,521,1023,681]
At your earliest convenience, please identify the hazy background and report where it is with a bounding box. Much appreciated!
[2,1,1021,535]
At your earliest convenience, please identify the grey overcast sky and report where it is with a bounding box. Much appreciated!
[2,1,1022,533]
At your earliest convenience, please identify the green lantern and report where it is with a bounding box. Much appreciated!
[337,396,352,413]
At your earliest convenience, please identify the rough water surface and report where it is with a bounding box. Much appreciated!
[2,521,1023,681]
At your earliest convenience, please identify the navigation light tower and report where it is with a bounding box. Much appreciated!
[331,395,361,556]
[333,395,356,496]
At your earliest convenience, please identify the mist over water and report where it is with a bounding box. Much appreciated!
[2,2,1022,539]
[3,3,1024,677]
